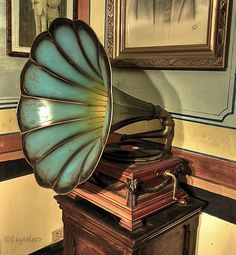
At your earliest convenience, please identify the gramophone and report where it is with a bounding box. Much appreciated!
[17,18,189,231]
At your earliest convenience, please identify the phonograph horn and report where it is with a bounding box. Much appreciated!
[17,18,174,194]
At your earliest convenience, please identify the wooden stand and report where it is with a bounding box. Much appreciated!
[69,157,189,231]
[55,195,205,255]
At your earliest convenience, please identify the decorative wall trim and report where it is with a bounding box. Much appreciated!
[0,150,24,162]
[172,147,236,190]
[172,75,235,122]
[0,98,18,110]
[0,132,21,154]
[1,132,236,194]
[184,176,236,200]
[169,74,236,126]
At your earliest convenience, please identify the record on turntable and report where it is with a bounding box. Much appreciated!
[103,138,164,162]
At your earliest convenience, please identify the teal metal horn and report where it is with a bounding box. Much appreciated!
[17,18,174,194]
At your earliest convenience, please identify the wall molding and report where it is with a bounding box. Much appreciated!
[0,132,21,154]
[172,75,236,123]
[183,175,236,200]
[172,147,236,191]
[1,132,236,198]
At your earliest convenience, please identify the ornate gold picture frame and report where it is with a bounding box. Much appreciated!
[105,0,232,70]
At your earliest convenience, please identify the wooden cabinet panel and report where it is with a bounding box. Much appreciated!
[56,196,205,255]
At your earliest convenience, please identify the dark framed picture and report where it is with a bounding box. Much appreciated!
[6,0,78,57]
[105,0,232,70]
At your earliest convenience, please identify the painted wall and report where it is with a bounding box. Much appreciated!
[196,213,236,255]
[90,0,236,254]
[0,0,25,107]
[0,175,62,255]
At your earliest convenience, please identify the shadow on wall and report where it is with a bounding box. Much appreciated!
[112,68,184,148]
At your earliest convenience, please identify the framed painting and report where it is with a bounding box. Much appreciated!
[6,0,79,57]
[105,0,232,70]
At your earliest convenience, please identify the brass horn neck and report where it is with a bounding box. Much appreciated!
[111,87,174,154]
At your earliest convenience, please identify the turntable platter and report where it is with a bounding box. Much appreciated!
[103,139,164,163]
